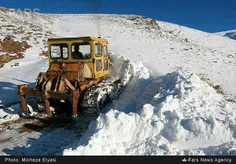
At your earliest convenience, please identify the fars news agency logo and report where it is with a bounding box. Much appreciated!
[8,8,40,23]
[182,158,187,162]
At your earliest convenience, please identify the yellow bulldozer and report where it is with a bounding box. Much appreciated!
[17,36,125,117]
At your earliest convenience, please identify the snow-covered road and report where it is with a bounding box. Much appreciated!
[0,112,98,155]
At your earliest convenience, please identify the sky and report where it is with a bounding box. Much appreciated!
[0,0,235,33]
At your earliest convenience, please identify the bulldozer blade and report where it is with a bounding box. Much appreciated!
[18,81,81,117]
[72,90,80,117]
[18,84,29,113]
[44,96,51,116]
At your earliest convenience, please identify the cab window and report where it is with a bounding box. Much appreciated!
[104,59,108,70]
[50,44,68,59]
[71,43,91,59]
[96,60,102,71]
[104,46,108,57]
[95,43,102,57]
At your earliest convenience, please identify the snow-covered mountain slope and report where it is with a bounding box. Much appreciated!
[215,29,236,40]
[1,7,235,101]
[0,7,236,155]
[51,14,236,100]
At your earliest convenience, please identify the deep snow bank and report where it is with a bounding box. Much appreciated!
[63,61,236,155]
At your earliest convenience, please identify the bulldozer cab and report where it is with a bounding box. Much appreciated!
[48,36,110,81]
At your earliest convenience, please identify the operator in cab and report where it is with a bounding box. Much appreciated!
[72,45,83,59]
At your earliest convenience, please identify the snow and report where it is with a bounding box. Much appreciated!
[63,68,236,155]
[0,57,48,107]
[0,7,236,155]
[215,29,236,40]
[0,104,22,124]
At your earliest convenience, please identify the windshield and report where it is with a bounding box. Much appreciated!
[71,42,91,59]
[50,44,68,59]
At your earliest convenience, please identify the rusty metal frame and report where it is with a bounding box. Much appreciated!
[17,77,103,117]
[17,85,80,117]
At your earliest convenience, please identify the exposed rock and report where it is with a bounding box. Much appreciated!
[0,36,31,53]
[147,18,160,30]
[39,51,48,57]
[0,53,24,68]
